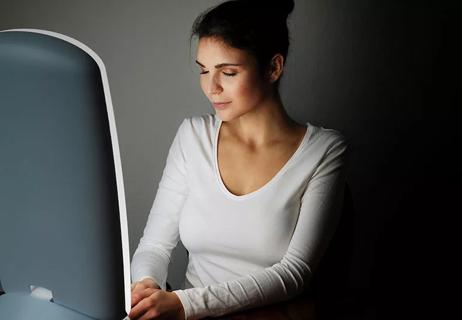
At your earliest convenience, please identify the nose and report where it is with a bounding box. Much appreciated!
[207,74,223,95]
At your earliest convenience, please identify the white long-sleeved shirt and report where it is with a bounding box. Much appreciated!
[131,113,349,319]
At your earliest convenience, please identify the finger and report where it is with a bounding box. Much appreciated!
[132,286,161,301]
[131,290,147,307]
[132,288,157,307]
[132,282,150,292]
[129,295,154,320]
[131,282,150,293]
[129,297,148,319]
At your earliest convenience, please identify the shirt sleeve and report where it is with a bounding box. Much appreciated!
[130,118,189,291]
[173,134,349,319]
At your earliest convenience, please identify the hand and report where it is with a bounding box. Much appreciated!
[128,289,185,320]
[131,278,162,307]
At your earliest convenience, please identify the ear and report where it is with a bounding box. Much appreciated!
[268,53,284,83]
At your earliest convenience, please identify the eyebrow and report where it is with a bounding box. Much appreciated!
[195,60,242,69]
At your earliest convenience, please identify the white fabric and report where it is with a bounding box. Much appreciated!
[131,113,349,319]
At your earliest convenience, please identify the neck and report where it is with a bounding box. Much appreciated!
[223,93,300,148]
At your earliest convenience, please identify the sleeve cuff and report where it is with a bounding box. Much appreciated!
[173,289,193,320]
[136,276,164,290]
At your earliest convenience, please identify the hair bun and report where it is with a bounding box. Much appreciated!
[238,0,295,19]
[270,0,295,17]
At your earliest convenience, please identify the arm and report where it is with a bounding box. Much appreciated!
[131,118,189,291]
[173,135,349,319]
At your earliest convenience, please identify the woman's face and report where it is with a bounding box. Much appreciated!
[196,37,272,122]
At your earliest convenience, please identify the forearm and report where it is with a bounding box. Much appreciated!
[131,247,171,291]
[173,258,311,319]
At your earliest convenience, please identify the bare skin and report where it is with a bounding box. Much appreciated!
[197,36,308,196]
[129,278,184,320]
[218,117,307,196]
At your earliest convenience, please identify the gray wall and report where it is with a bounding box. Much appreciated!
[1,0,456,314]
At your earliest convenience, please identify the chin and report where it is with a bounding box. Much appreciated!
[215,111,238,123]
[215,107,254,122]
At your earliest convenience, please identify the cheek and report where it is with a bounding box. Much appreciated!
[235,83,249,101]
[235,79,263,103]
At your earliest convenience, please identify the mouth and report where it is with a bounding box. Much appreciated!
[212,101,231,109]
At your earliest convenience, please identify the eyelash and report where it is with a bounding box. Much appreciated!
[200,71,237,77]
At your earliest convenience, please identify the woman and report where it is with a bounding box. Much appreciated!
[129,0,349,319]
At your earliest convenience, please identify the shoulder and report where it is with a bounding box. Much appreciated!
[179,113,216,133]
[304,123,349,163]
[175,113,217,146]
[309,123,348,150]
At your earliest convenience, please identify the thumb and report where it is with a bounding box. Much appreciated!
[131,282,139,291]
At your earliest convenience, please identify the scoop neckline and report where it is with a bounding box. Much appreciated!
[213,116,313,201]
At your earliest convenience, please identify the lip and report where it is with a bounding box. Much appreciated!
[212,101,231,110]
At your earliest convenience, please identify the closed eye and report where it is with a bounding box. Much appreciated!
[199,70,236,77]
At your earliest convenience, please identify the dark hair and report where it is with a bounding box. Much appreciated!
[191,0,294,82]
